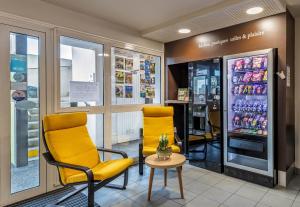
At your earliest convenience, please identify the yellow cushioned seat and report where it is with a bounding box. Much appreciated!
[142,106,180,156]
[66,158,133,184]
[43,112,133,185]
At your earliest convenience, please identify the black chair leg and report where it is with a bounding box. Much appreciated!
[139,143,144,175]
[123,169,128,188]
[139,158,144,175]
[88,181,95,207]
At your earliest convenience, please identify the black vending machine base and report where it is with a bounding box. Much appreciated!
[224,166,275,188]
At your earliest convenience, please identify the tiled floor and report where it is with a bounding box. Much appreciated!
[84,163,300,207]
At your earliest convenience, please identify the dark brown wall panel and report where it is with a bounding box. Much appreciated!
[165,13,295,172]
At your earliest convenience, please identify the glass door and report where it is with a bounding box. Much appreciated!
[0,25,46,206]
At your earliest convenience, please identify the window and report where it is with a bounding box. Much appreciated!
[59,36,104,108]
[111,47,161,105]
[10,33,40,193]
[111,111,142,159]
[87,114,104,148]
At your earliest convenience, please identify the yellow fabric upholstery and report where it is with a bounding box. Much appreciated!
[43,112,133,185]
[142,106,179,156]
[143,144,180,156]
[43,112,87,132]
[66,158,133,184]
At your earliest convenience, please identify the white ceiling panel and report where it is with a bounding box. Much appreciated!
[143,0,285,42]
[41,0,286,43]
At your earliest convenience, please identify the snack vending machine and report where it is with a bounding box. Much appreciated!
[223,49,275,186]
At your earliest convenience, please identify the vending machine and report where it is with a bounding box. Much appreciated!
[223,49,276,186]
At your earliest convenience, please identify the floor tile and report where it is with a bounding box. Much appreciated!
[183,180,211,195]
[223,194,256,207]
[268,187,298,200]
[288,175,300,191]
[259,192,294,207]
[93,190,127,207]
[185,194,220,207]
[111,198,141,207]
[119,182,147,198]
[130,190,163,207]
[293,201,300,207]
[162,186,197,205]
[168,174,195,188]
[215,179,244,193]
[197,173,225,186]
[183,169,206,180]
[150,196,183,207]
[202,186,232,203]
[236,184,267,202]
[243,182,269,192]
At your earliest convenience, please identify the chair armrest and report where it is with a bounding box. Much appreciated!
[43,152,94,181]
[97,147,128,158]
[174,127,182,145]
[174,133,182,146]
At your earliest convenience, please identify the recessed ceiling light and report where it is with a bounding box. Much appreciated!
[178,28,191,34]
[246,7,264,15]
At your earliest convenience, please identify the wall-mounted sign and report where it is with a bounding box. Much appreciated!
[198,30,265,48]
[69,81,100,102]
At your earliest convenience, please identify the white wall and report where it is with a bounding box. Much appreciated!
[295,17,300,168]
[0,0,163,51]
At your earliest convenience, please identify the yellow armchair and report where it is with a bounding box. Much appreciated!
[139,106,182,175]
[42,112,133,207]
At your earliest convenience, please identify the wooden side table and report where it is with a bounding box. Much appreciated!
[145,153,186,201]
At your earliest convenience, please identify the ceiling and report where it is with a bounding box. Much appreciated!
[42,0,289,43]
[286,0,300,17]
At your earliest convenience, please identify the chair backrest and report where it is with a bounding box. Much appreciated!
[143,106,174,147]
[43,112,100,183]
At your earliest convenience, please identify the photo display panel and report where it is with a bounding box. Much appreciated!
[111,48,161,105]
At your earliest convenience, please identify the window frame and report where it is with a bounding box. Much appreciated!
[54,28,164,159]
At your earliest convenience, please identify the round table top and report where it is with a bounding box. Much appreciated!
[145,153,186,169]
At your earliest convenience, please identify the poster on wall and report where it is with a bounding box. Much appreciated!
[11,90,27,101]
[150,63,155,74]
[150,75,155,84]
[115,85,124,97]
[69,81,100,102]
[125,86,133,98]
[115,56,125,70]
[125,72,132,84]
[140,84,146,98]
[140,73,145,84]
[140,60,145,71]
[125,58,133,71]
[115,71,125,83]
[146,86,155,99]
[10,54,27,73]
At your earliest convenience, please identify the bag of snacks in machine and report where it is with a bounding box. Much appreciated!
[263,70,268,81]
[242,72,252,83]
[233,59,245,71]
[252,56,267,69]
[244,57,253,69]
[238,85,244,95]
[232,86,239,95]
[251,70,264,82]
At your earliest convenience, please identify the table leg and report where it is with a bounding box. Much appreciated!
[176,166,184,199]
[164,169,167,187]
[148,168,155,201]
